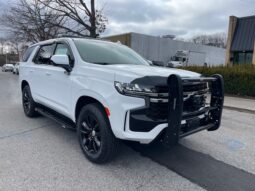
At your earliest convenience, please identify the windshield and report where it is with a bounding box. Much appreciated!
[173,56,186,62]
[74,39,149,65]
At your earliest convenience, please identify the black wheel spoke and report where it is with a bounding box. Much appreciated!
[86,115,93,128]
[80,129,89,135]
[92,140,98,152]
[82,122,91,131]
[94,137,101,147]
[23,102,29,106]
[82,137,88,146]
[79,113,101,154]
[87,139,94,152]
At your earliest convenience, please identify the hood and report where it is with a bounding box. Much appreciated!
[106,64,200,78]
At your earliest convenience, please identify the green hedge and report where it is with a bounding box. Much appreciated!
[181,65,255,97]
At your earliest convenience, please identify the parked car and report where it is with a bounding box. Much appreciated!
[2,64,14,72]
[13,63,20,74]
[19,38,224,163]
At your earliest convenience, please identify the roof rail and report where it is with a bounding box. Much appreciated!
[56,34,99,39]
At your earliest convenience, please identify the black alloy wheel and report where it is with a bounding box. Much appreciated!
[80,113,101,154]
[77,103,119,163]
[22,85,38,117]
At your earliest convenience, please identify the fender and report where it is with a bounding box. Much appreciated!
[71,89,110,123]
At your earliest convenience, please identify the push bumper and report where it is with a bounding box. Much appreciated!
[163,74,224,145]
[126,74,224,145]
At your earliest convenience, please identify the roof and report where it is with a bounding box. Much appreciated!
[231,15,255,51]
[31,37,107,47]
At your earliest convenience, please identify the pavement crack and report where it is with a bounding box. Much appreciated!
[0,123,52,140]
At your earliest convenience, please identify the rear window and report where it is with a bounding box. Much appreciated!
[22,46,36,62]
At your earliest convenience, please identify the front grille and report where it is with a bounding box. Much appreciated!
[146,82,208,120]
[183,82,207,113]
[183,82,207,92]
[147,102,168,120]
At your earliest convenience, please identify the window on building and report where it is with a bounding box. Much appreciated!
[233,51,253,65]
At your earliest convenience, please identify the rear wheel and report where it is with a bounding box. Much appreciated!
[77,103,119,163]
[22,85,38,117]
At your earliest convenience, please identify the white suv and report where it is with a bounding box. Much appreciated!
[19,38,224,163]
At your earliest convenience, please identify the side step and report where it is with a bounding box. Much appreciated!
[35,106,76,130]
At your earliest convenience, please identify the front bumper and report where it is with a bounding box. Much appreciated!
[127,74,224,145]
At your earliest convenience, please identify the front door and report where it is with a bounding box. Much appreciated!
[42,42,74,117]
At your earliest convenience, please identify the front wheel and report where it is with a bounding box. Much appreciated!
[77,103,119,163]
[22,85,38,117]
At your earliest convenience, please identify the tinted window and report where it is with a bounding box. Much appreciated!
[74,39,149,65]
[22,46,36,62]
[54,44,70,56]
[34,44,55,65]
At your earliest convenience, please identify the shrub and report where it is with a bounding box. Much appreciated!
[182,65,255,97]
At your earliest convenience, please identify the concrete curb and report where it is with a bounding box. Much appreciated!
[224,106,255,115]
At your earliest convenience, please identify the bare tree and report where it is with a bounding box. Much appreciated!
[191,33,227,48]
[0,0,67,43]
[5,34,25,59]
[38,0,108,38]
[0,37,7,54]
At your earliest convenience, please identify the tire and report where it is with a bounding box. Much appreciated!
[22,85,38,117]
[77,103,119,164]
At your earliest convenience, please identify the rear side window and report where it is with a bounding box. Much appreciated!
[34,44,56,65]
[22,46,36,62]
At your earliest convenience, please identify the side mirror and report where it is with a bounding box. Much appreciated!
[51,55,72,73]
[51,55,69,65]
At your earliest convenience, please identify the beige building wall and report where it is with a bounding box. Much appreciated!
[102,33,131,47]
[225,16,238,66]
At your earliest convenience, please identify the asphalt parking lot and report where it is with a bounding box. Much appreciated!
[0,71,255,191]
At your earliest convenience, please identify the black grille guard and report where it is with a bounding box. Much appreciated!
[163,74,224,146]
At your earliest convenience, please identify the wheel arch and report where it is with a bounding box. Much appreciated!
[21,80,29,91]
[75,96,108,121]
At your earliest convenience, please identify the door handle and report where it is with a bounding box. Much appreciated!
[46,72,51,76]
[29,70,34,73]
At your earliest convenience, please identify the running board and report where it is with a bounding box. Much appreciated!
[35,106,76,130]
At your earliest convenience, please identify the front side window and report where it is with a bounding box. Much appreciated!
[74,39,149,66]
[54,43,70,56]
[34,44,55,65]
[22,46,36,62]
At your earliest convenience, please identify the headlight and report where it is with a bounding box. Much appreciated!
[114,81,157,96]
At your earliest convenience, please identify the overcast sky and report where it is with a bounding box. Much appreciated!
[1,0,255,39]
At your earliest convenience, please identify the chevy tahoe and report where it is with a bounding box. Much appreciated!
[19,37,224,163]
